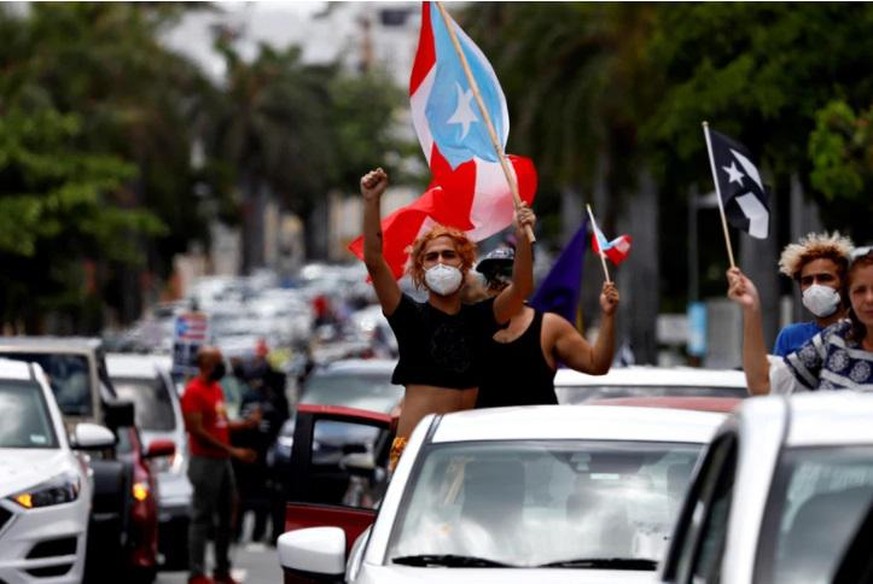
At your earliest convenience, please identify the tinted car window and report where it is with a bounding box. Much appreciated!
[0,352,92,417]
[758,447,873,584]
[112,376,176,432]
[0,380,58,448]
[387,440,701,568]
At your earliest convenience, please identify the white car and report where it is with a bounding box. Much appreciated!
[555,365,747,404]
[105,352,192,569]
[0,357,115,584]
[659,392,873,584]
[279,404,727,583]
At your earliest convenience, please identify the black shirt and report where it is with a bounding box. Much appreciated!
[387,293,501,389]
[476,309,558,407]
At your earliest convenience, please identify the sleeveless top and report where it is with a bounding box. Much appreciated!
[475,309,558,407]
[387,293,501,389]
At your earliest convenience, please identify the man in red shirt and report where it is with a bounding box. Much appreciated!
[182,346,259,584]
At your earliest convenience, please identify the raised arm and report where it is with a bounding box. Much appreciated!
[361,168,401,316]
[726,267,771,395]
[493,204,536,323]
[552,281,619,374]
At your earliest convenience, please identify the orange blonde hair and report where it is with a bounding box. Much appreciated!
[406,225,477,289]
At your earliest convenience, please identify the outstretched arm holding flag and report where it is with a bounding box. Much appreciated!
[358,166,536,472]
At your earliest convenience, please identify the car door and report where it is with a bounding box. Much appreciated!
[660,431,739,584]
[283,404,393,554]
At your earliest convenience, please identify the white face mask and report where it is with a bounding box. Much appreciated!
[802,284,841,318]
[424,264,463,296]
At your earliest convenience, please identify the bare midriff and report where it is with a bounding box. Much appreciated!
[396,384,477,438]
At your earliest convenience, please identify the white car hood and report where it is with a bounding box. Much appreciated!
[0,448,76,498]
[356,564,657,584]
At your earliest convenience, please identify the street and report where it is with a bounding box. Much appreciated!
[156,541,280,584]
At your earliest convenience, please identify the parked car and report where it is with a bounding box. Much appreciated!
[106,353,191,570]
[659,392,873,584]
[114,425,174,583]
[0,357,116,584]
[278,404,728,583]
[555,365,747,404]
[0,337,143,581]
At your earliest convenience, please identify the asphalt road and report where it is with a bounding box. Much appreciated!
[156,541,281,584]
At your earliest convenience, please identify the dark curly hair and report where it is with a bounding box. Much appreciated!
[406,225,477,290]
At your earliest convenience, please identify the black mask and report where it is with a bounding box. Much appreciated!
[208,362,227,382]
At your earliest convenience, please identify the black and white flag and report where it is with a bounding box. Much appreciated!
[706,128,770,239]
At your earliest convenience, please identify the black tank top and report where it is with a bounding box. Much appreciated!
[475,309,558,408]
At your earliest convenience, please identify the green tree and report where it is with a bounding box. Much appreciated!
[0,106,165,332]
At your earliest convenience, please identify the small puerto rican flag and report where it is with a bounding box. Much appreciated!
[591,223,632,266]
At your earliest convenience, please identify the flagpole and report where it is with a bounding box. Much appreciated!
[585,204,611,284]
[435,1,535,243]
[702,121,737,268]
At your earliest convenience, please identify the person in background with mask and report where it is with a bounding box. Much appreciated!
[181,346,260,584]
[360,167,535,471]
[773,232,854,356]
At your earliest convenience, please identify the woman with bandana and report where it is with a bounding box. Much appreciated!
[360,168,535,471]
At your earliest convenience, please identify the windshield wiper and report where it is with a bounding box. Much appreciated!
[392,554,514,568]
[538,557,658,570]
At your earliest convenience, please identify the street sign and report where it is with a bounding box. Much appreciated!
[172,311,211,376]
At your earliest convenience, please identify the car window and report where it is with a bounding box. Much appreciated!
[386,440,701,568]
[303,418,391,509]
[301,371,403,414]
[0,380,58,448]
[0,352,92,418]
[756,446,873,584]
[556,385,745,404]
[670,433,738,583]
[112,376,177,432]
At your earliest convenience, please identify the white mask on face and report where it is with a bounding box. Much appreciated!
[424,264,463,296]
[802,284,841,318]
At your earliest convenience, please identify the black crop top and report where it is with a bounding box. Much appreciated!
[386,293,502,389]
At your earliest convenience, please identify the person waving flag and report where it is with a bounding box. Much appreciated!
[349,2,537,279]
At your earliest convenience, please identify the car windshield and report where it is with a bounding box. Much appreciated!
[112,376,176,432]
[301,371,402,414]
[757,446,873,584]
[386,440,701,568]
[0,380,58,448]
[0,352,92,418]
[556,385,744,403]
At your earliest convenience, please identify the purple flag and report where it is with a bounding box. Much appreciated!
[530,219,588,323]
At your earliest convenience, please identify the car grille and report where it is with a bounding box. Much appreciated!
[27,537,78,559]
[0,506,11,532]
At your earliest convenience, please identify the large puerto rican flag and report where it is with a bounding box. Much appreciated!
[349,1,537,279]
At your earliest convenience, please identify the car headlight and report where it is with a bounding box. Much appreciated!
[9,471,81,509]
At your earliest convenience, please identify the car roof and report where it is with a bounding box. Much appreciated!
[0,357,39,381]
[315,358,397,375]
[106,353,167,378]
[0,336,102,353]
[554,365,746,388]
[430,404,726,444]
[589,395,742,413]
[740,392,873,447]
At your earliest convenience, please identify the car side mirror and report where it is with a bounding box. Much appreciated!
[71,422,117,450]
[145,438,176,459]
[104,399,135,430]
[278,527,345,582]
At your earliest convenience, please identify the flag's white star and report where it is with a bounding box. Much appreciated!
[446,83,478,139]
[722,161,745,186]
